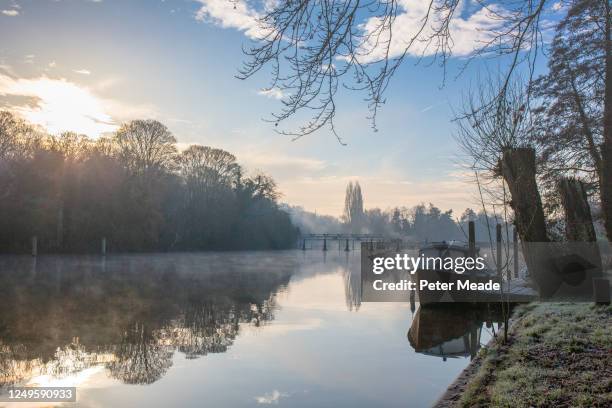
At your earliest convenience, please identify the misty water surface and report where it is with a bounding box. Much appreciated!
[0,251,503,407]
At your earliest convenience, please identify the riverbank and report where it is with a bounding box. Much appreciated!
[436,302,612,407]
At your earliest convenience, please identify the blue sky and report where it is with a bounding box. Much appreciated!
[0,0,559,216]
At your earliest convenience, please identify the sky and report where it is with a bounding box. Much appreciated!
[0,0,561,216]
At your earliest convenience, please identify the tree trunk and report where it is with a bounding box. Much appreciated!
[558,178,597,242]
[558,177,603,297]
[501,148,555,296]
[500,148,548,243]
[601,0,612,240]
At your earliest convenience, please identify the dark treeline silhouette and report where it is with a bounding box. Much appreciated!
[0,112,298,253]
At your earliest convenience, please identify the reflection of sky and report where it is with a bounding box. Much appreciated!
[61,252,477,408]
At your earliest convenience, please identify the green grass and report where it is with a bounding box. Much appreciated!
[458,303,612,408]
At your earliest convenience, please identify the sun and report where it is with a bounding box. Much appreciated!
[0,74,118,137]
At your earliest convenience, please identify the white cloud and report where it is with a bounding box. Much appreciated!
[0,74,118,137]
[194,0,506,61]
[73,69,91,75]
[254,390,288,405]
[1,9,19,17]
[0,64,17,77]
[257,87,285,100]
[194,0,269,39]
[551,2,566,12]
[356,0,507,62]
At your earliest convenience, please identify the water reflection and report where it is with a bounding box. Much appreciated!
[408,306,503,360]
[0,251,504,407]
[0,253,293,389]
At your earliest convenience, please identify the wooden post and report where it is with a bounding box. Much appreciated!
[101,237,107,256]
[323,237,327,251]
[593,278,610,305]
[513,228,519,279]
[302,239,306,251]
[31,236,37,257]
[345,239,350,252]
[56,207,64,249]
[468,221,475,258]
[496,224,502,278]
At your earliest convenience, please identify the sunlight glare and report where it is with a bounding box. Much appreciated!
[0,74,117,137]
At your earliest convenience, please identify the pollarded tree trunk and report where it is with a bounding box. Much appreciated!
[500,148,557,296]
[558,178,597,242]
[558,177,603,294]
[601,144,612,240]
[500,148,548,243]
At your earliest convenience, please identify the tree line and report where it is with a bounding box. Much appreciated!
[0,112,298,253]
[286,182,508,243]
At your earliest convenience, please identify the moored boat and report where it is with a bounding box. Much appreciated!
[413,241,500,305]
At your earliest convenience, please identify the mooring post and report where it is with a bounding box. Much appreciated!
[344,239,350,252]
[323,237,327,251]
[496,224,502,278]
[593,278,610,305]
[468,221,475,258]
[101,237,107,256]
[302,239,306,251]
[31,236,38,257]
[513,228,519,279]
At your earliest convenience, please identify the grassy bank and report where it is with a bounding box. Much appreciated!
[457,302,611,407]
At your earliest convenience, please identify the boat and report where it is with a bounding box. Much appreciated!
[413,241,500,305]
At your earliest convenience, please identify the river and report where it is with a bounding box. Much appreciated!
[0,251,503,407]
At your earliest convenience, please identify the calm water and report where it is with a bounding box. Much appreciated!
[0,251,503,408]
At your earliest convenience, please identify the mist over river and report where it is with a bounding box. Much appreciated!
[0,251,502,407]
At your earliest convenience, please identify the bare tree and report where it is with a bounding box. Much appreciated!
[247,172,280,201]
[48,132,90,162]
[456,77,533,176]
[238,0,549,140]
[0,111,40,160]
[114,120,177,176]
[179,145,240,190]
[532,0,612,238]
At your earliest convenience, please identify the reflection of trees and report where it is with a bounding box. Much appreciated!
[107,323,173,385]
[0,254,293,386]
[0,342,25,388]
[166,296,278,359]
[341,264,361,311]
